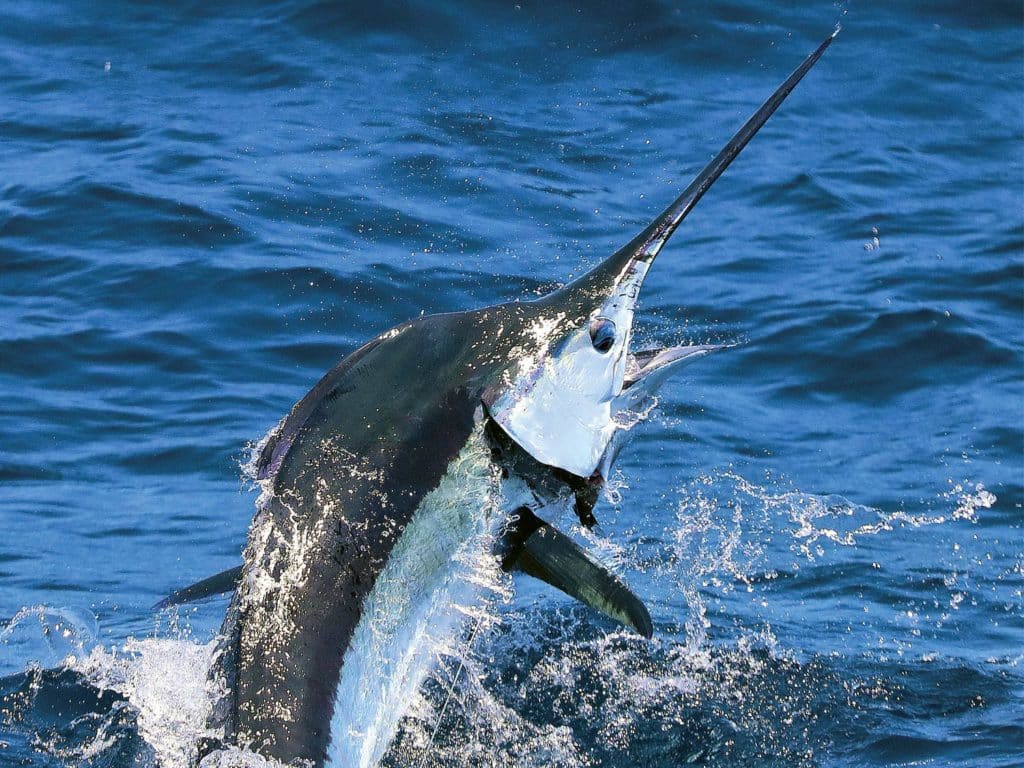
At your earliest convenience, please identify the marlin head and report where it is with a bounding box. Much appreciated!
[484,30,836,480]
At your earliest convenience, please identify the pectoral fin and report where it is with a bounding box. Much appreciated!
[503,507,653,638]
[154,565,242,610]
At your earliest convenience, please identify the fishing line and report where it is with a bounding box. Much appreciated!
[417,611,488,768]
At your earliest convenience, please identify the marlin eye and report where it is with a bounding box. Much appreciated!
[589,318,616,353]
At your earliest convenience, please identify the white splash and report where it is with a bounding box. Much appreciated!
[60,637,222,768]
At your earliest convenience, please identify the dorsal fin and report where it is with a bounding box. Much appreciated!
[256,334,389,481]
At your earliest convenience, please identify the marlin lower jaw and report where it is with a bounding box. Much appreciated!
[622,342,734,392]
[615,340,733,413]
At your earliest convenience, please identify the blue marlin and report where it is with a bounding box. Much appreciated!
[159,32,835,768]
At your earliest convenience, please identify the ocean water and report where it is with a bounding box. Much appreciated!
[1,1,1021,766]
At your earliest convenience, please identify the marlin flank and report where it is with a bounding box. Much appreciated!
[157,30,838,768]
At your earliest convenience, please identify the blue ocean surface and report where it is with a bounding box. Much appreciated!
[1,1,1021,766]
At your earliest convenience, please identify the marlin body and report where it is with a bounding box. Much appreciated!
[159,32,836,768]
